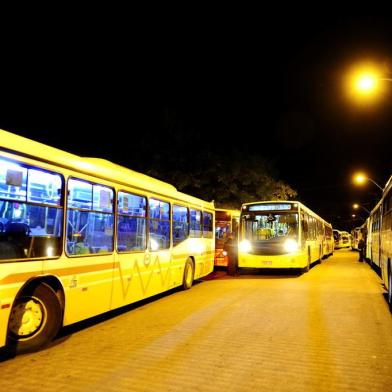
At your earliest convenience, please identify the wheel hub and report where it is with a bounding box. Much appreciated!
[9,298,45,338]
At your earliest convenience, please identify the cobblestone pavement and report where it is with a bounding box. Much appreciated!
[1,250,392,392]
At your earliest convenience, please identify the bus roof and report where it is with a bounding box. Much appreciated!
[0,129,214,210]
[241,200,332,227]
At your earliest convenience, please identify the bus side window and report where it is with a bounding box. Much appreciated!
[117,192,147,252]
[66,179,114,255]
[190,209,202,238]
[302,214,308,241]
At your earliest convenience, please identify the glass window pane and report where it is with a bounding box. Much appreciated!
[117,215,146,252]
[149,220,170,250]
[203,212,213,238]
[0,201,62,260]
[0,159,27,201]
[190,209,201,238]
[173,205,188,246]
[173,205,188,222]
[118,192,146,217]
[68,179,92,210]
[27,168,62,206]
[66,210,113,255]
[149,199,169,220]
[93,185,113,213]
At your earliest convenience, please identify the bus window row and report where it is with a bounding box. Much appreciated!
[0,158,213,261]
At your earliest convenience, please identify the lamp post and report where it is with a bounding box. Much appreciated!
[345,64,392,105]
[353,173,384,192]
[355,75,392,94]
[353,203,370,214]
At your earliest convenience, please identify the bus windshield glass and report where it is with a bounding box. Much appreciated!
[242,212,298,241]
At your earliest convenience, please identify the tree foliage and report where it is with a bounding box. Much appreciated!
[144,150,297,209]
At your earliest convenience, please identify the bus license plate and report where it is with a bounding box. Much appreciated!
[263,261,272,265]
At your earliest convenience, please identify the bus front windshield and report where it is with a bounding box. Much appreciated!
[242,213,298,241]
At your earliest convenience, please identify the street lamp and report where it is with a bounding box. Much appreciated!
[353,172,383,192]
[345,63,391,105]
[353,203,370,214]
[355,73,392,95]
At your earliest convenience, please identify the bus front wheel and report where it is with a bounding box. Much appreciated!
[182,258,195,290]
[7,283,62,354]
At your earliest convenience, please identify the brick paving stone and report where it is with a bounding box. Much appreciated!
[1,250,392,391]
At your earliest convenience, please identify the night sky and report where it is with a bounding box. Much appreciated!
[0,15,391,230]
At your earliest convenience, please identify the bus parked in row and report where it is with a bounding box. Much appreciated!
[351,227,361,250]
[238,201,333,272]
[214,208,240,267]
[363,175,392,307]
[333,230,351,249]
[0,129,215,353]
[367,199,383,268]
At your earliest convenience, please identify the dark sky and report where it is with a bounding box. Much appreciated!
[0,15,391,230]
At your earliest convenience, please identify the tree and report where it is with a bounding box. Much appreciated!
[144,150,297,208]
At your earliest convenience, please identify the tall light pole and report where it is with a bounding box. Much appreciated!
[353,203,370,214]
[353,173,384,192]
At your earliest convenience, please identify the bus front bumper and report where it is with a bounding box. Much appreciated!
[238,252,307,269]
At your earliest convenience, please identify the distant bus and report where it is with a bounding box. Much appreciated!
[333,230,351,249]
[214,208,240,267]
[238,201,333,272]
[0,129,215,353]
[351,227,361,250]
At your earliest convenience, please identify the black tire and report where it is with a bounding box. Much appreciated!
[7,283,62,354]
[182,258,194,290]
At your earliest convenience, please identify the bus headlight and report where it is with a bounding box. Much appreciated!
[239,240,252,253]
[284,239,298,253]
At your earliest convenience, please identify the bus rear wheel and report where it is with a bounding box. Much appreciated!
[182,258,195,290]
[7,283,62,354]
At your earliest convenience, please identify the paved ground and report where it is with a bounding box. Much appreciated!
[1,249,392,392]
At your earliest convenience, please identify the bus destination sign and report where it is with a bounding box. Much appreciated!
[248,204,292,211]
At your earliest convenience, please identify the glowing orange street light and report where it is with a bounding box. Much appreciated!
[353,173,383,191]
[353,203,370,214]
[345,63,392,105]
[357,74,377,93]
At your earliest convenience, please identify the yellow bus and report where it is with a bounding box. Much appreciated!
[368,199,382,268]
[333,230,351,249]
[0,129,215,353]
[378,175,392,308]
[238,201,333,272]
[214,208,240,267]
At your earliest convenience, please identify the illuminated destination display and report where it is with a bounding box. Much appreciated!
[248,204,292,211]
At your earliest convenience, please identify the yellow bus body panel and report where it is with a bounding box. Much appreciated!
[0,129,214,348]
